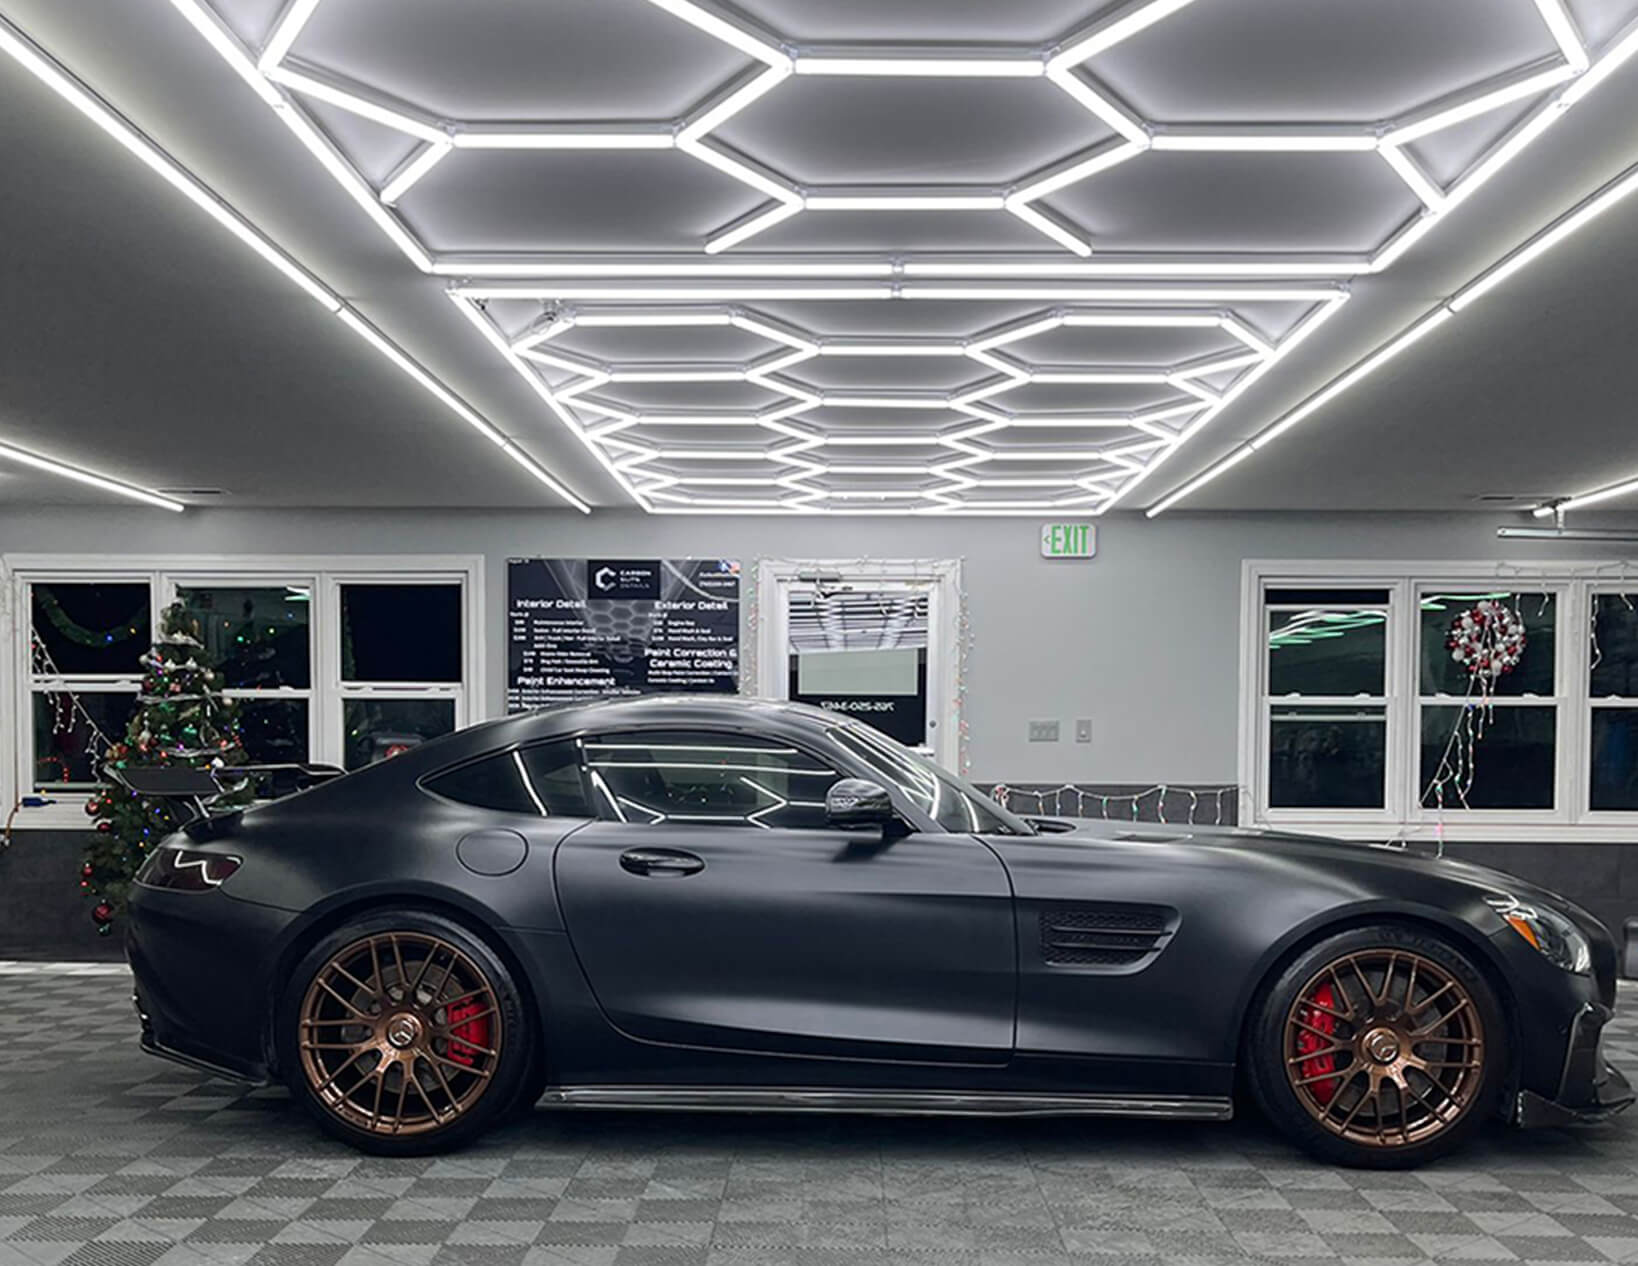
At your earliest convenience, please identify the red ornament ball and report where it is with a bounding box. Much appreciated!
[91,901,115,927]
[81,862,94,878]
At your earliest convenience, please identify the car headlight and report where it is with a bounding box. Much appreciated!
[135,847,242,892]
[1486,894,1591,974]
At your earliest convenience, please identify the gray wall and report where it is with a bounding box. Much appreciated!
[4,504,1636,783]
[6,505,1638,960]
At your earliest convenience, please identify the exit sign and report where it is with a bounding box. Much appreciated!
[1040,523,1096,558]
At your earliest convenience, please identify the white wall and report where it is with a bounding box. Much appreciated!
[4,505,1634,783]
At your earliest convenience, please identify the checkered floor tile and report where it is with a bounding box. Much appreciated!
[0,967,1632,1266]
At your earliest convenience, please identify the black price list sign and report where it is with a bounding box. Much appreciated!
[507,558,740,712]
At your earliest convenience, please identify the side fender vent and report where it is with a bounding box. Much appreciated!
[1040,903,1179,969]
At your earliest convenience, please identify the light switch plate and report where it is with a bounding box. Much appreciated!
[1075,718,1092,744]
[1028,719,1060,743]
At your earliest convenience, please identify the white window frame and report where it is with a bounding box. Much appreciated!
[755,558,963,772]
[1240,560,1634,843]
[163,572,320,773]
[1584,585,1638,822]
[3,554,485,830]
[1260,589,1397,826]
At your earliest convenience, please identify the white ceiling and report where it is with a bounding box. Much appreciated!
[3,0,1638,515]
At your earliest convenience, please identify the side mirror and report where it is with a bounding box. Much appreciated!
[825,778,896,831]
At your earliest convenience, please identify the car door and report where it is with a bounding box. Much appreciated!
[553,727,1017,1065]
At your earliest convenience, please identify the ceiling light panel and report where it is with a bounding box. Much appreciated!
[183,0,1617,264]
[167,0,1638,513]
[444,290,1330,512]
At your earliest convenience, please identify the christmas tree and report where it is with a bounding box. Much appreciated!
[81,602,252,934]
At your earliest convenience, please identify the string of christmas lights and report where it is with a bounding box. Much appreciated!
[29,635,118,784]
[990,782,1239,825]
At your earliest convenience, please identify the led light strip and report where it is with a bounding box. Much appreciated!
[456,281,1345,303]
[1146,154,1638,517]
[1535,474,1638,516]
[0,12,588,513]
[447,294,656,511]
[0,437,184,513]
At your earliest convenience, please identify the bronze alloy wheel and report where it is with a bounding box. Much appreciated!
[1283,948,1485,1149]
[297,931,503,1137]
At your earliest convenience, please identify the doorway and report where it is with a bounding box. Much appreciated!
[756,559,962,770]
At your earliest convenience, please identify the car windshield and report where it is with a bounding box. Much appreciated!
[826,722,1034,836]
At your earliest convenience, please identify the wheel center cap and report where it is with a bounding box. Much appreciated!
[1363,1027,1401,1064]
[385,1013,422,1050]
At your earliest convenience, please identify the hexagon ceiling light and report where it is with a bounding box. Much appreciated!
[169,0,1638,514]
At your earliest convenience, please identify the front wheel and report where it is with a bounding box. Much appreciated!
[278,911,533,1155]
[1247,925,1506,1168]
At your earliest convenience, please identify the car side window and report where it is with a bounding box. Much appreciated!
[828,723,1016,834]
[425,739,591,817]
[582,729,842,829]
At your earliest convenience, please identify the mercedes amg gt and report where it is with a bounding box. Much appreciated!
[125,696,1631,1166]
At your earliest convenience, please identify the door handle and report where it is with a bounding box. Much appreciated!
[619,847,705,877]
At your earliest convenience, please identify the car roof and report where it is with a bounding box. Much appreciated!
[377,695,849,780]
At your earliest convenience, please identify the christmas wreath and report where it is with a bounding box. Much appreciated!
[1446,599,1526,683]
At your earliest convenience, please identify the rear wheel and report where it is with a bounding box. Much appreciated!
[278,911,532,1155]
[1247,925,1506,1168]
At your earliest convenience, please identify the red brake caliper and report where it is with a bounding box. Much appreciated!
[445,998,491,1067]
[1296,982,1339,1103]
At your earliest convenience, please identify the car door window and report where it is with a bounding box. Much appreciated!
[583,729,842,829]
[425,738,591,816]
[827,721,1026,834]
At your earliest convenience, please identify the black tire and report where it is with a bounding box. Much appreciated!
[1246,924,1507,1168]
[501,1041,549,1125]
[277,909,534,1156]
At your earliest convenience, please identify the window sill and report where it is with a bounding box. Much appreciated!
[5,799,96,833]
[1254,817,1638,844]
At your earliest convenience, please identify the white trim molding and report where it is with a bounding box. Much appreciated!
[3,553,485,830]
[1240,558,1638,843]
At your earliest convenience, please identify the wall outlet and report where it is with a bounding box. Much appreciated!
[1028,719,1060,743]
[1075,718,1092,744]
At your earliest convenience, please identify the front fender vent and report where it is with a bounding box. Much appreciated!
[1040,903,1179,969]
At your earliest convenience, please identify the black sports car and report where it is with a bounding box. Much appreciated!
[126,696,1632,1166]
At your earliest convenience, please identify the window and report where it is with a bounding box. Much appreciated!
[1418,590,1559,811]
[338,583,463,770]
[177,584,312,764]
[1590,591,1638,811]
[1263,590,1389,810]
[1244,565,1632,840]
[426,741,591,817]
[6,557,480,827]
[583,730,843,829]
[26,582,148,791]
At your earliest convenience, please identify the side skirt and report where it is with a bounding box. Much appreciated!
[540,1087,1233,1120]
[139,1035,269,1086]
